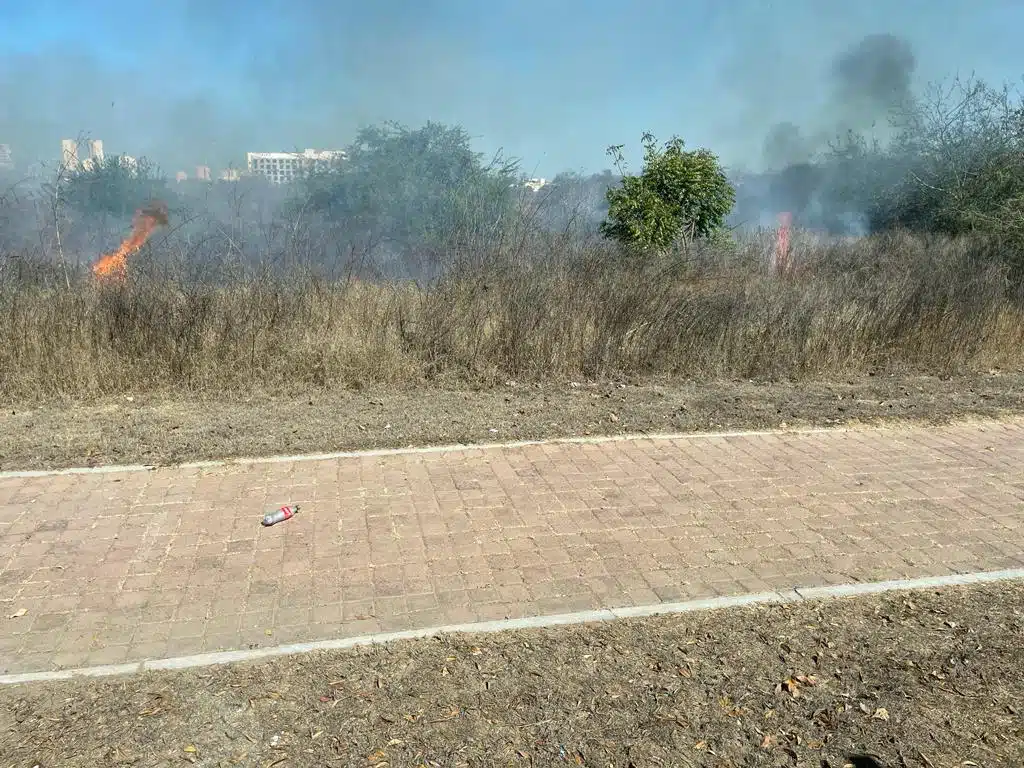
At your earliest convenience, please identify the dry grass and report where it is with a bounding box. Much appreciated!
[2,582,1022,767]
[2,230,1023,401]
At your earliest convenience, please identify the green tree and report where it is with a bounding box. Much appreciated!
[59,155,168,218]
[298,121,518,252]
[600,133,735,250]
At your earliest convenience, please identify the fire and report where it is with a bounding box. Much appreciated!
[92,201,169,280]
[774,211,792,275]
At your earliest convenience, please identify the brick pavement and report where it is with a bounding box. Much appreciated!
[1,419,1022,675]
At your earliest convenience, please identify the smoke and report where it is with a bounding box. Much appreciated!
[0,0,493,174]
[761,33,917,171]
[735,32,921,233]
[1,0,1019,256]
[831,33,916,122]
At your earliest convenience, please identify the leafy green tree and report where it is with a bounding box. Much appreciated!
[298,121,518,251]
[600,133,735,249]
[59,155,168,218]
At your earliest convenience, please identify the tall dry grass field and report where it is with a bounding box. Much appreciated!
[1,229,1022,402]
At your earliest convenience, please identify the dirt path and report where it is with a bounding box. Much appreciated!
[2,371,1023,471]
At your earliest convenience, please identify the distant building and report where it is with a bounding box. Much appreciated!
[120,155,138,172]
[523,177,549,192]
[60,139,79,170]
[246,148,346,184]
[219,168,241,182]
[0,143,12,170]
[175,171,187,182]
[195,165,211,181]
[61,138,113,172]
[79,139,106,171]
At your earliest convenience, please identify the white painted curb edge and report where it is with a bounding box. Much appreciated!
[3,567,1023,686]
[0,424,857,478]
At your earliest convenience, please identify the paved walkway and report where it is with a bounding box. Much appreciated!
[1,420,1022,675]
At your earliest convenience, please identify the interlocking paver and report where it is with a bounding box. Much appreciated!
[1,419,1024,674]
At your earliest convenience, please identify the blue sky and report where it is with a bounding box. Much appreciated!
[2,0,1023,175]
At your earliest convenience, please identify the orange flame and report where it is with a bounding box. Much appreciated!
[92,201,169,280]
[774,211,792,275]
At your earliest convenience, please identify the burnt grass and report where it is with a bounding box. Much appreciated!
[2,582,1022,767]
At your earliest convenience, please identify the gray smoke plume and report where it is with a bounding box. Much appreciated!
[741,32,920,233]
[830,33,916,129]
[761,33,917,171]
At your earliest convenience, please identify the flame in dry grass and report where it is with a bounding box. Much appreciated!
[92,201,169,280]
[774,211,792,275]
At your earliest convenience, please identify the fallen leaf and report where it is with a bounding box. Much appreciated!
[367,749,387,762]
[872,707,890,721]
[694,741,708,751]
[183,745,198,753]
[760,734,773,749]
[778,677,803,697]
[8,608,27,619]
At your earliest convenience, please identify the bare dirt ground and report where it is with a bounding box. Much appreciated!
[0,582,1021,767]
[2,371,1023,471]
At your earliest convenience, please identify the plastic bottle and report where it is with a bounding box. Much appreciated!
[262,504,300,526]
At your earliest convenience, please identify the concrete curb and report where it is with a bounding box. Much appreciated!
[0,424,859,478]
[3,567,1022,686]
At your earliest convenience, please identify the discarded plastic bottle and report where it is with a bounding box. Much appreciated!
[262,504,300,527]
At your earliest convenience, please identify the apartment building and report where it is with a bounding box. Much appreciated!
[60,138,106,171]
[246,148,346,184]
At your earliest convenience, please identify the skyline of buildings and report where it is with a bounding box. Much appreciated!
[3,140,554,192]
[245,148,347,184]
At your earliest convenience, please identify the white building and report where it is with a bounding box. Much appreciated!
[523,177,549,192]
[246,148,346,184]
[60,139,79,170]
[0,143,12,170]
[61,138,106,171]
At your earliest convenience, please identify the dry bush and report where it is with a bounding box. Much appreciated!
[1,230,1022,402]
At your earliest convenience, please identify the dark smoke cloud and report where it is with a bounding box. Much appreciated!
[761,122,813,171]
[735,33,921,232]
[830,33,916,127]
[761,33,917,171]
